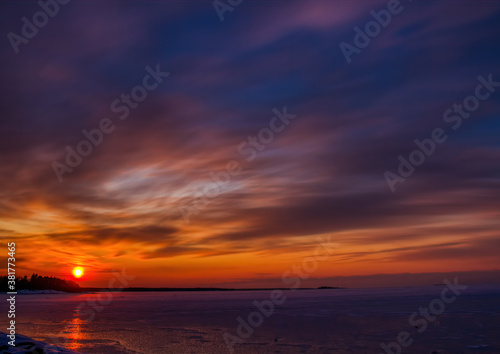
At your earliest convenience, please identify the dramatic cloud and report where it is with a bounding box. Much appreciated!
[1,0,499,287]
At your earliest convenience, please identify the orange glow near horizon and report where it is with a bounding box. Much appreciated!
[4,216,500,288]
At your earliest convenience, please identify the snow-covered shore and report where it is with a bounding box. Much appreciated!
[16,290,67,295]
[0,290,69,295]
[0,332,78,353]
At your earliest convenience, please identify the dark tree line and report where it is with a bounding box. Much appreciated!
[0,273,81,292]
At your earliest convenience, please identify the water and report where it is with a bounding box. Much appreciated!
[4,285,500,353]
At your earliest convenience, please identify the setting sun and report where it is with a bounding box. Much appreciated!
[73,267,84,278]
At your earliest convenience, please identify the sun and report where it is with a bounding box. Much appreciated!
[73,267,84,278]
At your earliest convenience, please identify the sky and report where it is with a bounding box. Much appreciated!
[0,0,499,288]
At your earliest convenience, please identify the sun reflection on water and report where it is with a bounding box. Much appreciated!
[62,313,85,350]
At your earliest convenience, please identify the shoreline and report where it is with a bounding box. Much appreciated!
[1,287,347,294]
[0,332,78,353]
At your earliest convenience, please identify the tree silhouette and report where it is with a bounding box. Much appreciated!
[1,273,81,292]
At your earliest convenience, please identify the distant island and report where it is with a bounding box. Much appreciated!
[0,274,81,293]
[318,286,344,289]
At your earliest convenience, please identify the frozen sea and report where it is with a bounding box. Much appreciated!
[3,285,500,353]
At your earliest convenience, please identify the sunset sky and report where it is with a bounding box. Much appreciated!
[1,0,499,288]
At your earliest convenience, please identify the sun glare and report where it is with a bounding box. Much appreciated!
[73,267,84,278]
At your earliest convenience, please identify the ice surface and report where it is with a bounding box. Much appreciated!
[1,285,499,353]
